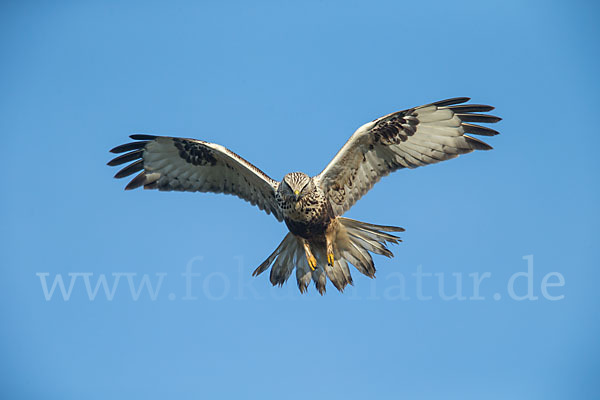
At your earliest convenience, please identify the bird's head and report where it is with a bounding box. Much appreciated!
[281,172,312,202]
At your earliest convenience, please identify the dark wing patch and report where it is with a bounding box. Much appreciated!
[172,138,217,166]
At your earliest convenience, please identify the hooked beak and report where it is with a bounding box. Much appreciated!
[294,190,300,201]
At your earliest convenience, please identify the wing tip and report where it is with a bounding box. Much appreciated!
[462,123,500,137]
[465,135,493,150]
[107,150,143,166]
[113,159,144,179]
[433,97,471,107]
[109,135,156,154]
[109,141,149,154]
[129,134,158,140]
[124,171,148,190]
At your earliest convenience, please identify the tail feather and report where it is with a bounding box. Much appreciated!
[269,248,294,286]
[253,217,403,294]
[312,267,327,295]
[346,231,394,257]
[340,218,405,233]
[325,259,353,292]
[296,254,312,293]
[343,240,375,278]
[338,259,354,287]
[292,243,313,293]
[324,262,342,291]
[341,218,403,243]
[252,233,293,277]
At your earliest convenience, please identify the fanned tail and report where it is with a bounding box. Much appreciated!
[335,217,403,280]
[251,233,313,293]
[252,217,403,294]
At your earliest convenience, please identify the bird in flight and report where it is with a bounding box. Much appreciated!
[108,97,500,294]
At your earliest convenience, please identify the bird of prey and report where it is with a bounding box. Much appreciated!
[108,97,500,294]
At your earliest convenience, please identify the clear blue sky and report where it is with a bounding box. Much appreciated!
[1,1,599,399]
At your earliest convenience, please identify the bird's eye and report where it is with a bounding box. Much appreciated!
[300,181,310,193]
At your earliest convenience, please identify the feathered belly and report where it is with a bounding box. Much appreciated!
[283,201,333,240]
[284,217,329,240]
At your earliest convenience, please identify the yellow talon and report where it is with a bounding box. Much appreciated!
[308,255,317,270]
[327,253,335,266]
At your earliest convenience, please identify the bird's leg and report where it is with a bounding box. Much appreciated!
[325,220,337,267]
[302,239,317,271]
[326,231,335,266]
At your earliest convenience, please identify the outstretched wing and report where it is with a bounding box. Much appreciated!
[315,97,501,216]
[108,135,283,221]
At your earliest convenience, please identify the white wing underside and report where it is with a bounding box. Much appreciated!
[315,97,500,216]
[108,135,283,221]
